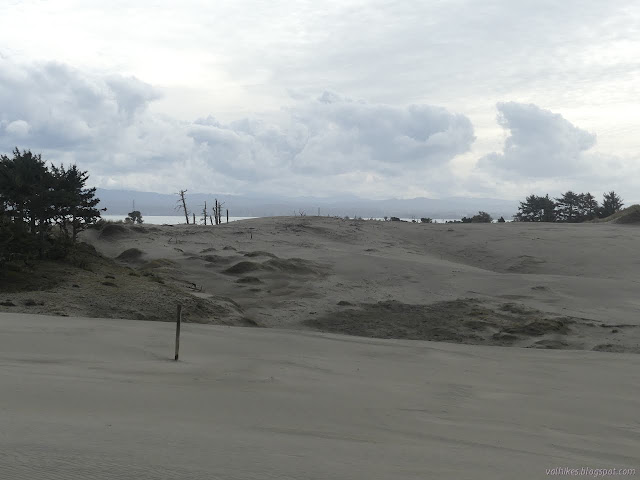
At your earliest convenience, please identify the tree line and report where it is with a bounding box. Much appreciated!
[515,191,623,222]
[0,149,101,263]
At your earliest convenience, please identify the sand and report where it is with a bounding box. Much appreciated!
[2,218,640,477]
[5,216,633,352]
[1,312,638,479]
[3,217,640,351]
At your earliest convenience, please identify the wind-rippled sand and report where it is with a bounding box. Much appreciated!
[1,313,638,479]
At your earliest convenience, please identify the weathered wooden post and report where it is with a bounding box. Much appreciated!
[226,209,229,223]
[174,304,182,361]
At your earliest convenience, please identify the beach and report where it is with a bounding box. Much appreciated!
[1,312,638,479]
[1,216,639,478]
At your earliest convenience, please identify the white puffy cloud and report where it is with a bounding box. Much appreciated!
[479,102,597,177]
[188,92,475,180]
[461,102,640,202]
[0,57,161,152]
[0,57,475,196]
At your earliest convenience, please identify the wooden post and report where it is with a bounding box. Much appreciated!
[192,213,196,225]
[174,304,182,361]
[226,209,229,223]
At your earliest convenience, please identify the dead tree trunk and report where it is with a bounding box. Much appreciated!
[202,201,207,225]
[176,190,189,224]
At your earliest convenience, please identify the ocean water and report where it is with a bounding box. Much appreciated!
[101,215,257,225]
[102,215,467,224]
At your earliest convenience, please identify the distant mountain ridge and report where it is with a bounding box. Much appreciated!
[95,188,519,219]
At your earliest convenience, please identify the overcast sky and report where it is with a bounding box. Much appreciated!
[1,0,638,200]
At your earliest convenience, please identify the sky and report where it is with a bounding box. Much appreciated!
[0,0,638,201]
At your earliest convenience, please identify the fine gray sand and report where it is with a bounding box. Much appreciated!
[1,313,638,479]
[4,216,639,352]
[2,217,640,478]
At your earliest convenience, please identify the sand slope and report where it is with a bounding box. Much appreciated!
[80,217,640,352]
[1,312,638,479]
[2,217,640,352]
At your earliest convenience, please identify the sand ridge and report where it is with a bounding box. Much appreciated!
[2,216,640,352]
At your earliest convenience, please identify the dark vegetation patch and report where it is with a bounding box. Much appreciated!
[531,339,570,349]
[98,223,128,240]
[202,255,234,265]
[140,258,176,270]
[236,276,263,284]
[502,317,573,336]
[592,344,628,353]
[1,242,249,325]
[263,258,325,275]
[614,206,640,224]
[116,248,145,262]
[0,242,106,293]
[237,317,261,327]
[244,251,278,258]
[224,261,265,275]
[306,298,583,348]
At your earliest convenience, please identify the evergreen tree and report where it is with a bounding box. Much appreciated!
[0,149,54,256]
[126,210,144,224]
[600,191,624,218]
[471,211,492,223]
[1,149,101,259]
[555,191,581,222]
[515,194,556,222]
[51,164,101,242]
[578,192,599,221]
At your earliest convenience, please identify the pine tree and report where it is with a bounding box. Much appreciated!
[555,191,581,222]
[600,191,624,218]
[51,164,101,242]
[515,194,556,222]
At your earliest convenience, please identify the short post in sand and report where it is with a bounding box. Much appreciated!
[174,304,182,361]
[226,209,229,223]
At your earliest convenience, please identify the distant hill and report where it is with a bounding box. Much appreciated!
[95,188,519,219]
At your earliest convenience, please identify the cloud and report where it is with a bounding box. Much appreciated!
[0,57,162,151]
[0,58,476,197]
[188,92,475,180]
[5,119,31,137]
[479,102,597,177]
[461,102,640,201]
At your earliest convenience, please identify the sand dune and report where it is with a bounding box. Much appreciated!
[2,217,640,478]
[80,217,640,352]
[1,312,638,479]
[2,216,640,351]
